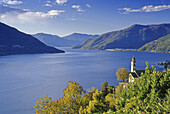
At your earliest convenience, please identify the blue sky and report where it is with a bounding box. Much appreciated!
[0,0,170,36]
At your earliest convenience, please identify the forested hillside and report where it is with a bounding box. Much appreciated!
[138,34,170,53]
[73,24,170,50]
[0,22,64,56]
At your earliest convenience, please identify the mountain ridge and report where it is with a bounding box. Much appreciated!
[33,32,99,47]
[33,33,78,47]
[0,22,64,56]
[72,23,170,50]
[62,33,99,43]
[138,34,170,53]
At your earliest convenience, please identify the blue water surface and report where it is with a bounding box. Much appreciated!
[0,47,169,114]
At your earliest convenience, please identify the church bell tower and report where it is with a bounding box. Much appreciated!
[131,56,136,72]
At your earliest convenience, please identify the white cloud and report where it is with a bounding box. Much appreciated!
[47,10,65,16]
[44,4,52,7]
[0,5,26,13]
[46,1,51,3]
[72,5,80,9]
[66,18,76,21]
[86,4,91,8]
[23,9,30,12]
[141,5,170,12]
[0,0,23,5]
[17,10,65,22]
[1,14,6,18]
[0,5,65,23]
[72,5,84,12]
[119,5,170,14]
[56,0,67,5]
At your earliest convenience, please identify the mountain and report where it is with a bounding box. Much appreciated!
[138,34,170,53]
[62,33,99,44]
[33,33,99,47]
[0,22,64,56]
[33,33,78,47]
[73,24,170,50]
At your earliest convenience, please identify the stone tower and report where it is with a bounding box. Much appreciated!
[131,56,136,72]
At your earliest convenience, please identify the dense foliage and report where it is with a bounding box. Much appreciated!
[34,64,170,113]
[138,34,170,53]
[116,68,128,81]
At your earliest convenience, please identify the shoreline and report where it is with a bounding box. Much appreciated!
[106,49,170,53]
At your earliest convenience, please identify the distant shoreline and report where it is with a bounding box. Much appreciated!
[106,49,137,52]
[106,49,170,53]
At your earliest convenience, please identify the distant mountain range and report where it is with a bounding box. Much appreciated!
[1,22,169,56]
[72,23,170,52]
[62,33,99,44]
[33,33,78,47]
[138,34,170,53]
[0,22,64,56]
[33,33,99,47]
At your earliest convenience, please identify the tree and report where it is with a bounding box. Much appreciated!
[115,63,170,113]
[116,68,128,81]
[86,90,108,113]
[34,95,52,114]
[62,81,85,113]
[87,87,97,93]
[100,82,114,97]
[34,63,170,114]
[34,81,85,114]
[79,93,93,114]
[100,82,108,91]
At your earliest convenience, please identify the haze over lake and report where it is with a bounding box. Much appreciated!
[0,47,169,114]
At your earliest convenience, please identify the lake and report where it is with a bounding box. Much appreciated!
[0,47,169,114]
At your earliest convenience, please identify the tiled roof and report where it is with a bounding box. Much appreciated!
[136,70,145,76]
[131,72,138,78]
[130,70,145,78]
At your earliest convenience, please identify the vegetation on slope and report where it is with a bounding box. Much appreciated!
[34,63,170,114]
[138,34,170,53]
[62,33,99,44]
[0,22,64,56]
[72,24,170,50]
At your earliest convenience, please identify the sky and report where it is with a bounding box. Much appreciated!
[0,0,170,36]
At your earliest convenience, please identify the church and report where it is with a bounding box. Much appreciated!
[128,56,145,83]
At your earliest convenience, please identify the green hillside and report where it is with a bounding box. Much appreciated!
[138,34,170,53]
[72,24,170,50]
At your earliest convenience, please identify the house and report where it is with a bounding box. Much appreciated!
[129,56,145,83]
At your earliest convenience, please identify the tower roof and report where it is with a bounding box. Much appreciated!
[132,56,136,62]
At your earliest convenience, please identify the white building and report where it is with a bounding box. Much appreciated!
[129,56,145,83]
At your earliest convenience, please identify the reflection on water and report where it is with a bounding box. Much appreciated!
[0,47,169,114]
